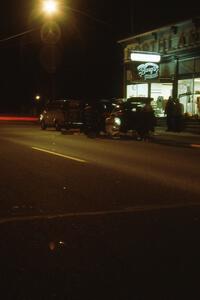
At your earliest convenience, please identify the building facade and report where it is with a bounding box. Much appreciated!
[118,18,200,117]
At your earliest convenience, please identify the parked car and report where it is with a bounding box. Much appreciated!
[83,97,156,139]
[105,97,156,138]
[82,99,114,137]
[39,99,84,131]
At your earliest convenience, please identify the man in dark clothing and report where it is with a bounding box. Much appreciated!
[136,102,156,140]
[165,96,175,131]
[174,98,184,132]
[83,103,103,138]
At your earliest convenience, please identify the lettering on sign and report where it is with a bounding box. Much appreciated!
[126,22,200,57]
[137,63,159,80]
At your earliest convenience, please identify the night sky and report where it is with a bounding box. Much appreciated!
[0,0,198,113]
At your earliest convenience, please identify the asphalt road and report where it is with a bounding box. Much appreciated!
[0,123,200,299]
[0,123,199,218]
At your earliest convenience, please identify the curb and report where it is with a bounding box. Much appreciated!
[152,137,200,149]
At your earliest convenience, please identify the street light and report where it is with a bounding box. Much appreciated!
[35,95,41,101]
[41,0,59,17]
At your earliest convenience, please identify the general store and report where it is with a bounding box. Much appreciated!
[118,17,200,118]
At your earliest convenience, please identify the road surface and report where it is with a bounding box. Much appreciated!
[0,123,200,299]
[0,123,199,218]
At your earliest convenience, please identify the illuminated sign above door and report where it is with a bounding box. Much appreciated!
[131,52,161,62]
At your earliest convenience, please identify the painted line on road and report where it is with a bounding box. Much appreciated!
[190,144,200,149]
[32,147,87,163]
[1,202,200,225]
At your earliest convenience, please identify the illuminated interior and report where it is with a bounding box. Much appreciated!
[127,83,173,117]
[127,84,148,98]
[178,78,200,115]
[150,83,173,117]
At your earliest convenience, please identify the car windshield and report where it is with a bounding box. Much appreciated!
[0,2,200,299]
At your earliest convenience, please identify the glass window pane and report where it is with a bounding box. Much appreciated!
[178,79,194,115]
[151,83,173,117]
[126,84,148,98]
[194,78,200,116]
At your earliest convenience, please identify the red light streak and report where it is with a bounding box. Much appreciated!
[0,116,38,121]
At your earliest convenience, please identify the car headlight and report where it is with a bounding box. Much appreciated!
[114,117,121,126]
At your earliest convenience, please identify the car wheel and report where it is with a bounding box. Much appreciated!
[105,123,120,138]
[55,121,61,131]
[84,127,97,138]
[41,121,47,130]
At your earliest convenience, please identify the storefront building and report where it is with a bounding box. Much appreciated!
[118,18,200,117]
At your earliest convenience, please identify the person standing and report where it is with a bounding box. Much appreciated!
[174,98,184,132]
[165,96,175,131]
[137,101,156,140]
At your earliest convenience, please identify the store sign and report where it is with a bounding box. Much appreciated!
[137,63,159,80]
[125,20,200,56]
[130,52,161,62]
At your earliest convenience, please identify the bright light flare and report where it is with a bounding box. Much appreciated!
[42,0,58,16]
[131,52,161,63]
[114,117,121,126]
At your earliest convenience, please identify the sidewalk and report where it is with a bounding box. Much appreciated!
[153,127,200,148]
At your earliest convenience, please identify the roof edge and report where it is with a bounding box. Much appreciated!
[118,17,199,45]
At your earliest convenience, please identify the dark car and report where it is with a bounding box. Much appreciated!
[83,97,156,139]
[39,99,84,131]
[105,97,156,138]
[82,99,115,137]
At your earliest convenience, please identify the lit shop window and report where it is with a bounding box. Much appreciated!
[178,78,200,116]
[194,78,200,116]
[126,84,148,98]
[150,83,172,117]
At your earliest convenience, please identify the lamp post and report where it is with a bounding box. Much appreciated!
[39,0,62,102]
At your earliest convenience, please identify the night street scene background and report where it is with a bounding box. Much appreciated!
[0,0,199,113]
[1,2,200,299]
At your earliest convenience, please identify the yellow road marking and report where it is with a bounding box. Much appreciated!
[32,147,87,163]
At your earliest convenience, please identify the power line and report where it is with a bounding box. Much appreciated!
[0,5,112,45]
[66,6,111,27]
[0,28,39,43]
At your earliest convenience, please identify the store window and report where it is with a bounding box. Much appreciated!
[126,84,148,98]
[150,83,172,117]
[194,78,200,116]
[178,78,200,116]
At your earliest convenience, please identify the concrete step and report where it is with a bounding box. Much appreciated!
[156,117,200,134]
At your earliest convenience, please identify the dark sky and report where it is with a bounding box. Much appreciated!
[0,0,198,112]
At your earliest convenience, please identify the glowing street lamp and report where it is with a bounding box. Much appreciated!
[42,0,59,16]
[35,95,41,101]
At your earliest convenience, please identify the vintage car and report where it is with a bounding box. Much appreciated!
[39,99,84,131]
[83,97,156,139]
[82,99,115,137]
